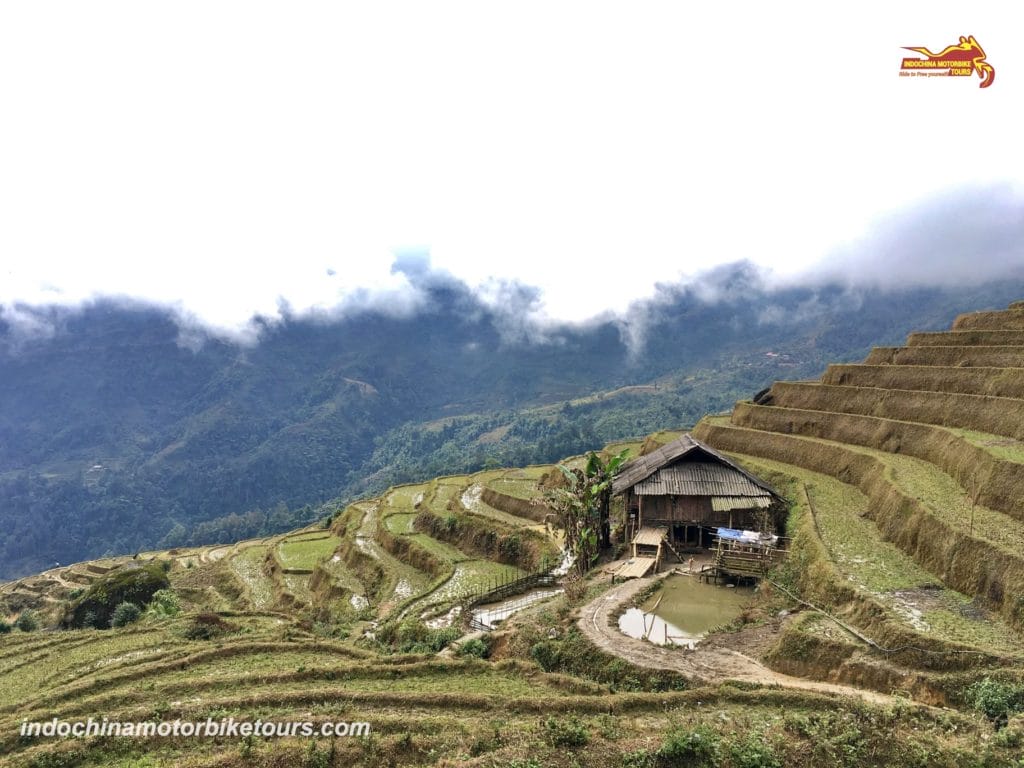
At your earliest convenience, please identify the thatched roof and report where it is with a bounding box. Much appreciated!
[611,433,781,500]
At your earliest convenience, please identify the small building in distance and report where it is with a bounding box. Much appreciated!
[611,434,785,576]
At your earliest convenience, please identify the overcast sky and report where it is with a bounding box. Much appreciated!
[2,2,1023,336]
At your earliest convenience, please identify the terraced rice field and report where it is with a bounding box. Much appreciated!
[424,561,526,605]
[953,427,1024,462]
[7,306,1024,765]
[384,482,432,511]
[694,301,1024,672]
[735,453,1023,654]
[277,535,340,572]
[484,477,539,500]
[383,512,417,534]
[227,544,274,609]
[460,483,538,527]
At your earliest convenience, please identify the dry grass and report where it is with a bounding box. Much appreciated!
[731,402,1024,522]
[734,453,1023,655]
[823,363,1024,399]
[908,329,1024,346]
[695,419,1024,630]
[866,345,1024,367]
[954,308,1024,330]
[771,381,1024,441]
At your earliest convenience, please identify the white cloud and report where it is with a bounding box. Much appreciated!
[2,2,1022,335]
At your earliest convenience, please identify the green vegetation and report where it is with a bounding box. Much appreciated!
[545,449,630,577]
[456,636,492,659]
[954,428,1024,464]
[543,715,590,747]
[4,299,1024,765]
[144,588,181,618]
[63,563,170,630]
[278,535,340,571]
[655,725,722,767]
[375,618,460,655]
[8,284,1017,581]
[109,601,142,627]
[735,454,1023,653]
[14,609,38,632]
[967,677,1024,727]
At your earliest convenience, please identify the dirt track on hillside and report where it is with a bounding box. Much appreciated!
[577,576,893,704]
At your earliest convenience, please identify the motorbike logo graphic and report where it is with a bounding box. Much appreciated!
[900,35,995,88]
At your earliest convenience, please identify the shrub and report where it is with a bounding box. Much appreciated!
[542,715,589,748]
[622,751,655,768]
[0,619,12,634]
[110,602,142,628]
[457,637,491,659]
[15,610,40,632]
[63,563,170,629]
[530,640,559,672]
[526,630,687,692]
[303,739,331,768]
[967,677,1024,728]
[563,572,589,604]
[145,589,181,618]
[729,733,782,768]
[377,618,460,654]
[498,533,522,561]
[657,726,721,767]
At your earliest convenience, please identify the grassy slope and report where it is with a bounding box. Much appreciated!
[7,306,1024,764]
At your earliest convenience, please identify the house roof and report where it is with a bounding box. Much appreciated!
[633,462,771,497]
[612,433,781,499]
[632,526,669,546]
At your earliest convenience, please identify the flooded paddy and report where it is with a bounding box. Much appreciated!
[618,574,753,648]
[471,588,562,630]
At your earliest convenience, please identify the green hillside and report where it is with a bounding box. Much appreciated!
[5,277,1024,580]
[5,302,1024,766]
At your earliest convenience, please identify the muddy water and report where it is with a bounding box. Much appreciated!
[618,574,753,647]
[471,588,563,629]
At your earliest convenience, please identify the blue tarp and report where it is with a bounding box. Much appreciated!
[715,527,776,547]
[715,527,749,541]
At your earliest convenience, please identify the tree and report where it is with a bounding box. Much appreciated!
[545,449,629,578]
[110,601,142,628]
[15,610,39,632]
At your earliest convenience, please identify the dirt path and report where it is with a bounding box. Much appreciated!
[578,576,893,704]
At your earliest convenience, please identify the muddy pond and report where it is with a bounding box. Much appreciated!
[618,574,754,648]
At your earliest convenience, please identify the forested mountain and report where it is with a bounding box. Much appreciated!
[3,263,1023,579]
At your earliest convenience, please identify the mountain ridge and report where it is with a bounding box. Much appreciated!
[3,270,1024,578]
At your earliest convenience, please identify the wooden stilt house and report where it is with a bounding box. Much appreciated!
[612,434,785,573]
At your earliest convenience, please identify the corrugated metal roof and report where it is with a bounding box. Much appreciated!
[711,496,772,512]
[632,526,668,546]
[633,463,773,498]
[611,433,781,500]
[612,434,700,493]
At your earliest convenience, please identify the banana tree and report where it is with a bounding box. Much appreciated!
[546,449,629,578]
